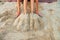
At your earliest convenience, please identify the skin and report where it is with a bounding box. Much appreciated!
[30,0,34,13]
[6,0,57,17]
[17,0,20,17]
[23,0,38,14]
[36,0,38,14]
[24,0,27,14]
[17,0,43,17]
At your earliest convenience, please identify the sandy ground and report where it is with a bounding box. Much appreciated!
[0,2,60,40]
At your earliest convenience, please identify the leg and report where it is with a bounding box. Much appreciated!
[24,0,27,14]
[30,0,34,13]
[36,0,38,14]
[36,0,43,17]
[17,0,20,17]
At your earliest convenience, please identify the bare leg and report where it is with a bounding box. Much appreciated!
[36,0,38,14]
[24,0,27,14]
[17,0,20,17]
[36,0,43,17]
[31,0,34,13]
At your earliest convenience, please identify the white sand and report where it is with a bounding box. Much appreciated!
[0,2,60,40]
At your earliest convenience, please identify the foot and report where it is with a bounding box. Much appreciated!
[16,11,20,17]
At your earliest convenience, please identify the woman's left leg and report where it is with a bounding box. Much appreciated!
[30,0,34,13]
[36,0,38,14]
[24,0,28,14]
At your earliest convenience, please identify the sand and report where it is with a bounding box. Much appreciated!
[0,2,60,40]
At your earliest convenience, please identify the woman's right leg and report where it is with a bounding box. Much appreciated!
[17,0,20,16]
